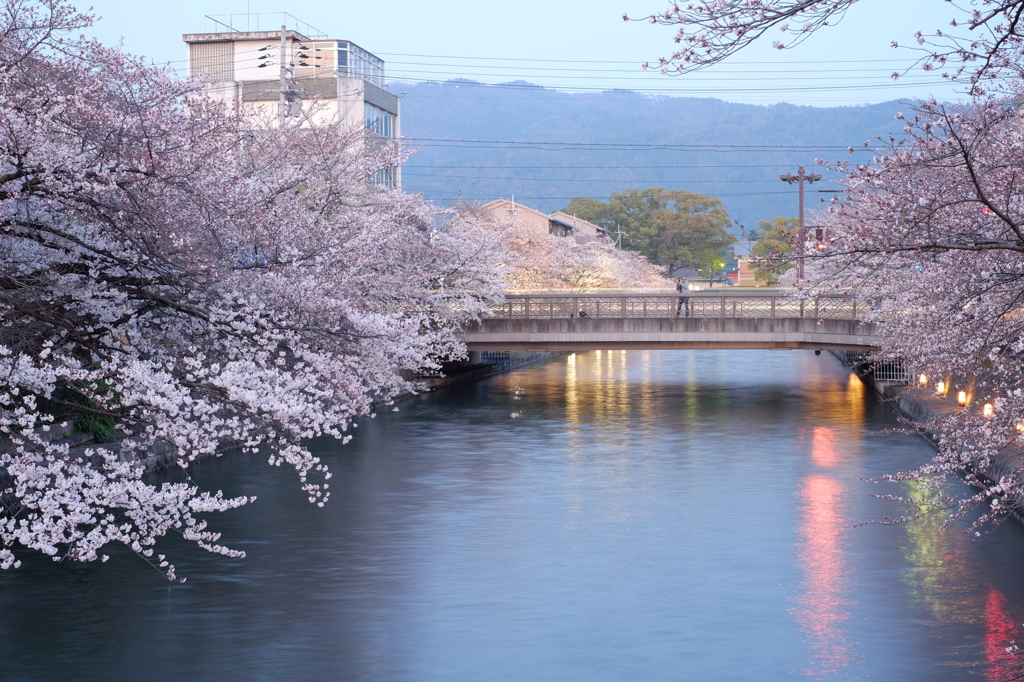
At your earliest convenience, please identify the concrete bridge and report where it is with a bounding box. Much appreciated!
[462,291,878,351]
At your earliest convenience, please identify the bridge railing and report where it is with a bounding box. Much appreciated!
[490,292,860,321]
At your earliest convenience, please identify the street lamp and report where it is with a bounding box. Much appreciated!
[780,166,823,282]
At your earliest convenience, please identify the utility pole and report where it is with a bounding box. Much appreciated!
[278,25,299,125]
[779,165,822,282]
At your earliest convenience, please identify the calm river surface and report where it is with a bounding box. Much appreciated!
[3,350,1024,681]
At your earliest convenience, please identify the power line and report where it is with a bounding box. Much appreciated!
[375,51,926,66]
[388,75,950,96]
[382,59,935,77]
[386,68,940,83]
[406,163,826,169]
[403,137,874,152]
[401,173,813,184]
[417,190,804,200]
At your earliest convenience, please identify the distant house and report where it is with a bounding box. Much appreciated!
[726,258,759,286]
[478,200,604,239]
[549,211,607,239]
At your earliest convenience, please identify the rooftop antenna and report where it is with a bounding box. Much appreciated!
[506,194,517,216]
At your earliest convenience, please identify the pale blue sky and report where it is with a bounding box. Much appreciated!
[82,0,970,106]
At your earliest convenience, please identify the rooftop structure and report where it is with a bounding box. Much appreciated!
[478,200,607,240]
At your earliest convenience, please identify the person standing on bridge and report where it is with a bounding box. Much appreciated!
[676,278,691,317]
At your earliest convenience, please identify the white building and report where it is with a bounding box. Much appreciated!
[184,20,400,185]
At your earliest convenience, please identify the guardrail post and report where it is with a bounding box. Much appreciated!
[770,296,776,318]
[720,296,726,318]
[814,297,819,319]
[572,296,578,318]
[621,296,627,318]
[525,297,531,319]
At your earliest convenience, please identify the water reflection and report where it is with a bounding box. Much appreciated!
[898,480,1024,680]
[4,351,1024,681]
[789,365,865,677]
[986,587,1020,681]
[793,424,852,676]
[793,473,851,675]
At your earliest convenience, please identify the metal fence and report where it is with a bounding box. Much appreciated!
[489,292,861,321]
[831,350,909,385]
[480,351,510,365]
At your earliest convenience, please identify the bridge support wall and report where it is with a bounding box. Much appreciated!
[463,317,877,351]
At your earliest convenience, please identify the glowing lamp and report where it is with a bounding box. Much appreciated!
[957,391,969,407]
[936,380,946,396]
[918,374,928,388]
[983,403,994,418]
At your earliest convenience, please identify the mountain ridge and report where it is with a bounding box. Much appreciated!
[393,80,914,233]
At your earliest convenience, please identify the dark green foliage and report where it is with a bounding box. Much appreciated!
[73,413,119,443]
[51,381,119,443]
[750,216,799,283]
[563,188,735,271]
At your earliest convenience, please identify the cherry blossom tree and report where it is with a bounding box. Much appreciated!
[0,0,505,578]
[797,90,1024,527]
[469,210,667,290]
[629,0,1024,91]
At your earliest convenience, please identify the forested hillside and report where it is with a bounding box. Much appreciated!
[394,80,912,236]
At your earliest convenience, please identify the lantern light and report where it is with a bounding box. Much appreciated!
[936,380,946,396]
[958,391,969,407]
[983,403,994,418]
[918,373,928,387]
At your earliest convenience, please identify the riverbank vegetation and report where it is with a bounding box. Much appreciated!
[637,0,1024,528]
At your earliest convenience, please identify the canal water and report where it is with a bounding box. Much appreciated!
[3,350,1024,681]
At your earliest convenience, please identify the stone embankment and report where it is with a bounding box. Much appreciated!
[0,420,179,470]
[419,351,562,391]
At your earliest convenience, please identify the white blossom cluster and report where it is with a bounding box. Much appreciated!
[0,0,505,578]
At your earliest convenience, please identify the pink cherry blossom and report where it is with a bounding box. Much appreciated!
[0,0,506,579]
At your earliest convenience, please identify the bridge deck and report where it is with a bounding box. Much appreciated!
[464,292,877,351]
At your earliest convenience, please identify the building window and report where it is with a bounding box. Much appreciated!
[337,41,384,87]
[364,102,396,138]
[369,167,397,190]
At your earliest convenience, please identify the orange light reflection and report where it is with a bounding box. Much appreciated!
[792,473,853,676]
[810,426,839,468]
